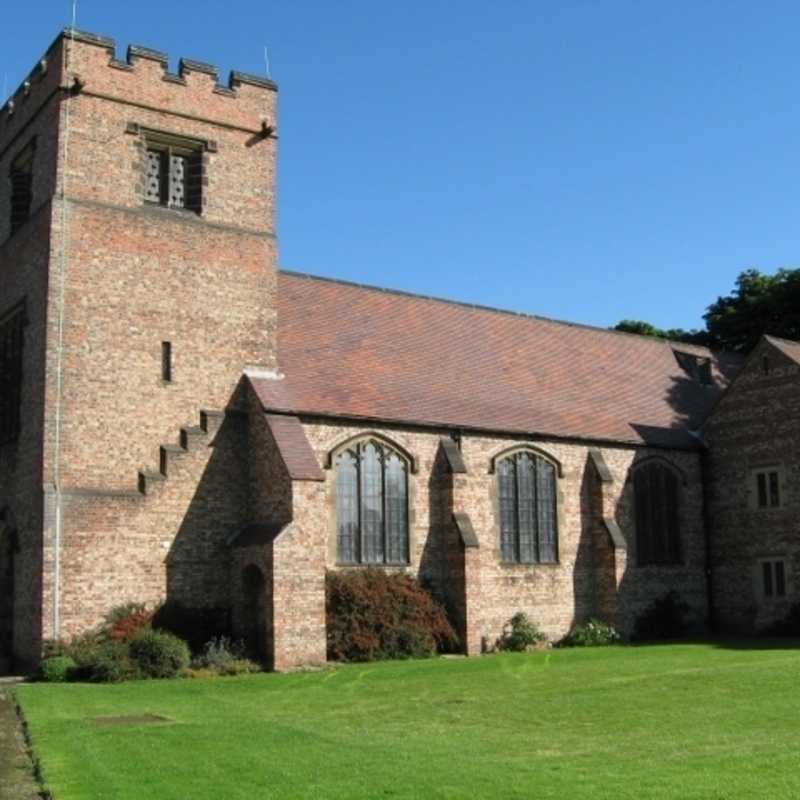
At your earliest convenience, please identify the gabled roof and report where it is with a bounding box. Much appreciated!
[764,335,800,365]
[249,271,742,450]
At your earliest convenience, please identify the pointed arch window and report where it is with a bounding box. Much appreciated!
[497,450,558,564]
[633,460,681,565]
[335,439,409,564]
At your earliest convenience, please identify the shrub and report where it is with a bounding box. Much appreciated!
[326,569,458,662]
[105,603,154,642]
[39,655,77,683]
[152,602,232,653]
[560,618,621,647]
[761,603,800,637]
[194,636,245,670]
[85,641,140,683]
[496,612,546,652]
[221,658,262,676]
[632,591,690,641]
[130,630,190,678]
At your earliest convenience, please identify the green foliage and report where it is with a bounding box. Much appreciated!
[191,637,261,676]
[104,603,154,643]
[761,603,800,637]
[703,268,800,353]
[38,604,194,682]
[152,602,232,654]
[129,630,191,679]
[38,655,77,683]
[496,612,546,652]
[81,641,139,683]
[325,569,458,662]
[560,618,622,647]
[613,320,710,347]
[632,591,690,641]
[616,267,800,355]
[24,642,800,800]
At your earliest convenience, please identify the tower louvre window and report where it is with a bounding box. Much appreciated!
[142,135,203,213]
[9,141,35,235]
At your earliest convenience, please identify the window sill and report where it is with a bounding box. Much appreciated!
[143,201,202,218]
[335,562,411,569]
[499,560,560,568]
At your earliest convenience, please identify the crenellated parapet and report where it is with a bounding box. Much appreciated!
[0,27,278,149]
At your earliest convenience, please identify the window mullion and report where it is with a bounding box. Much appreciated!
[533,457,540,563]
[381,448,388,564]
[356,444,363,564]
[513,456,521,563]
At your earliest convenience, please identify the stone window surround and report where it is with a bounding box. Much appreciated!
[325,431,416,568]
[126,122,216,216]
[753,555,791,603]
[748,464,785,511]
[627,455,687,569]
[488,443,565,569]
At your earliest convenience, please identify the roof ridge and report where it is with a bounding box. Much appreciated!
[764,333,800,346]
[279,268,716,355]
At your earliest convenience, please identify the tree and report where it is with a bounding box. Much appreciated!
[613,320,710,347]
[704,268,800,353]
[614,268,800,353]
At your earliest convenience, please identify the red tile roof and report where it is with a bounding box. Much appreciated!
[249,272,741,450]
[264,414,324,481]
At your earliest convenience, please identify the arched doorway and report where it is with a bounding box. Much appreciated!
[0,516,17,674]
[241,564,267,663]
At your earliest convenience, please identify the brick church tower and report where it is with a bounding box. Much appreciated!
[0,29,279,669]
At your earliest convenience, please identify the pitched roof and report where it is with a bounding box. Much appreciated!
[764,335,800,365]
[249,271,741,450]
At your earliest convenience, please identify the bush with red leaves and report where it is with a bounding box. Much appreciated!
[326,569,458,662]
[105,603,155,643]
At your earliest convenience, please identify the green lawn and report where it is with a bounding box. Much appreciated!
[15,641,800,799]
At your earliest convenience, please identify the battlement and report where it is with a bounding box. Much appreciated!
[0,28,278,143]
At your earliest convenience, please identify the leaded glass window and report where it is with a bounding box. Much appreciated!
[497,451,558,563]
[335,439,409,564]
[633,461,681,565]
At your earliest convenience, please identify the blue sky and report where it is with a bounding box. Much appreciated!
[4,1,798,330]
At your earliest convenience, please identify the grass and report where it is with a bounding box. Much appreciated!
[14,641,800,799]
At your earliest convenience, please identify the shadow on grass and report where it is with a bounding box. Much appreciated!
[626,635,800,652]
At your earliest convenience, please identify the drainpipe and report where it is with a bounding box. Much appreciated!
[51,23,77,641]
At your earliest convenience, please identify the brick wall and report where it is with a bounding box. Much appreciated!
[0,33,70,671]
[299,418,708,647]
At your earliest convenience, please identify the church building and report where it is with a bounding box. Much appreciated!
[1,28,798,672]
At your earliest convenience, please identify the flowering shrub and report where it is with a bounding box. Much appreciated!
[560,619,621,647]
[496,612,546,652]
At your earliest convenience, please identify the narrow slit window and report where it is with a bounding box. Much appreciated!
[0,304,26,444]
[761,559,788,600]
[755,468,781,509]
[161,342,172,383]
[763,561,774,598]
[775,561,786,597]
